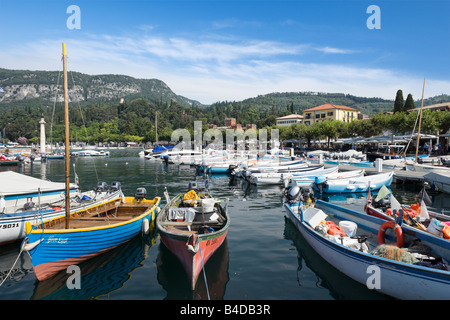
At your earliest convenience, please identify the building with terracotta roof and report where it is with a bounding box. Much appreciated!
[303,104,358,125]
[276,114,304,126]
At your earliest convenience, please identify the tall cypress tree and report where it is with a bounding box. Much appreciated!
[393,89,404,113]
[404,94,415,111]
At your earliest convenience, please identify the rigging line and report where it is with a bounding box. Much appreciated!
[69,69,99,183]
[402,104,422,158]
[198,241,211,300]
[50,60,63,154]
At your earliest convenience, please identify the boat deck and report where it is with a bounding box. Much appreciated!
[35,203,153,230]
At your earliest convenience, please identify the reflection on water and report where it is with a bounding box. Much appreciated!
[31,235,156,300]
[0,149,448,300]
[283,217,389,300]
[156,239,229,300]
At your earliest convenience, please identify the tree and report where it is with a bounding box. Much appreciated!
[316,120,338,148]
[393,90,404,113]
[404,94,415,111]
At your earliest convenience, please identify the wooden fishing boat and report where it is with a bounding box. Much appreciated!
[283,188,450,299]
[314,171,394,194]
[24,191,161,281]
[364,186,450,249]
[156,183,230,290]
[22,43,162,282]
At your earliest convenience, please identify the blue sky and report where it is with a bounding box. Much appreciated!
[1,0,449,104]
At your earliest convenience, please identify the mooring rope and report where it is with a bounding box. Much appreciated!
[198,240,211,300]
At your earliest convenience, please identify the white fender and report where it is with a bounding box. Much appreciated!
[142,218,150,235]
[23,238,43,251]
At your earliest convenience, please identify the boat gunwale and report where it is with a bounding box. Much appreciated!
[285,200,450,281]
[27,196,161,234]
[285,201,450,280]
[156,193,230,241]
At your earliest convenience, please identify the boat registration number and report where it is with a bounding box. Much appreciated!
[1,223,19,229]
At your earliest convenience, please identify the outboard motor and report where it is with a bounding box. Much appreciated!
[229,164,237,174]
[372,196,391,211]
[110,181,121,192]
[135,187,147,201]
[242,170,251,181]
[95,181,108,193]
[315,176,327,194]
[285,186,301,204]
[23,201,35,210]
[188,181,200,192]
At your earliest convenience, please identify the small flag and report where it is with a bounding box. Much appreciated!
[375,185,391,202]
[390,194,402,212]
[419,199,430,222]
[418,186,432,206]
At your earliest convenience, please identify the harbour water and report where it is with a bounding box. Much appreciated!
[0,149,448,300]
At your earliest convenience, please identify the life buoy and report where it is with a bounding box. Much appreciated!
[378,221,404,247]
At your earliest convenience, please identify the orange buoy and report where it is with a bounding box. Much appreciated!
[378,221,404,247]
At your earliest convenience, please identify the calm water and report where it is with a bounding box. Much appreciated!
[0,149,448,300]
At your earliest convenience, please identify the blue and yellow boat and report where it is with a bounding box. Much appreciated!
[24,191,161,281]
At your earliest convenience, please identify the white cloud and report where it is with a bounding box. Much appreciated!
[316,46,357,54]
[0,33,448,105]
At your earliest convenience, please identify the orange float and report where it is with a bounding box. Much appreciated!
[378,221,404,247]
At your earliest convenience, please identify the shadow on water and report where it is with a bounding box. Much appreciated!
[156,239,230,300]
[283,217,390,300]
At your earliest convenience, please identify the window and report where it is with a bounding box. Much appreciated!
[305,113,311,119]
[315,113,320,119]
[321,112,325,118]
[327,111,333,116]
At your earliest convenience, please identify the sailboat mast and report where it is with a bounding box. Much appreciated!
[155,111,158,143]
[414,78,426,163]
[63,43,71,229]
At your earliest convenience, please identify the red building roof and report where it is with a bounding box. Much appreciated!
[303,104,357,112]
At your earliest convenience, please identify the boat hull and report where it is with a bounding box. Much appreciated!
[316,172,394,193]
[285,200,450,299]
[156,191,230,289]
[159,228,228,289]
[25,197,160,281]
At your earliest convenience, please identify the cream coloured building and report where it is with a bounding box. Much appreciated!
[276,114,303,126]
[303,104,358,125]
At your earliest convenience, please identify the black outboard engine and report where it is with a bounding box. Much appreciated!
[242,170,251,181]
[23,201,35,210]
[188,181,200,192]
[110,181,121,192]
[285,186,301,204]
[95,182,108,192]
[135,187,147,200]
[228,164,237,174]
[372,196,391,211]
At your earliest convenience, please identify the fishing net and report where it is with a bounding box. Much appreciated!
[371,245,418,264]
